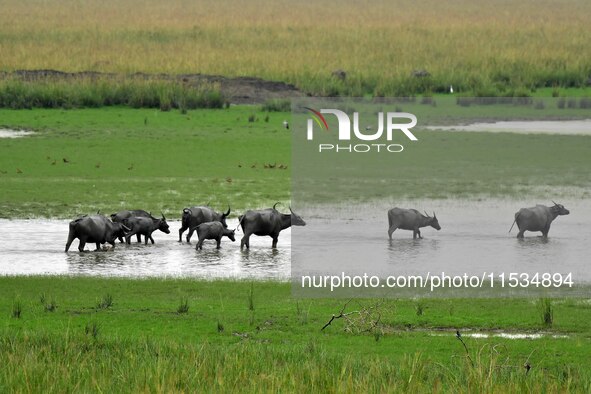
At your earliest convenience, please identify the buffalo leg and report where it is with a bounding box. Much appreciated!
[149,234,155,244]
[117,236,124,243]
[65,233,76,252]
[272,237,278,248]
[516,228,525,239]
[387,225,398,240]
[125,233,135,244]
[241,233,251,249]
[417,229,422,239]
[216,237,221,249]
[178,225,187,242]
[136,234,142,243]
[78,240,86,252]
[95,243,101,251]
[186,227,197,243]
[196,238,204,250]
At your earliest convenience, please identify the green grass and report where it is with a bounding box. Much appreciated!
[0,276,590,392]
[1,106,591,218]
[0,77,225,110]
[0,107,291,218]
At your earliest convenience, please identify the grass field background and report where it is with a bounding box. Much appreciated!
[1,0,591,96]
[0,107,291,218]
[1,277,590,392]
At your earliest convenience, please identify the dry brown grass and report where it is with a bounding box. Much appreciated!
[1,0,590,94]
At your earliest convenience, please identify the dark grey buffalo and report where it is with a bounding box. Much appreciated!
[110,209,153,243]
[179,206,231,243]
[65,214,129,252]
[387,208,441,239]
[123,214,171,245]
[239,203,306,249]
[509,201,570,238]
[192,221,236,250]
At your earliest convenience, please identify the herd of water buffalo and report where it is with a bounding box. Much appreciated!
[64,201,570,252]
[64,203,306,252]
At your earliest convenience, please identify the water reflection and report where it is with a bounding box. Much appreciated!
[0,219,291,279]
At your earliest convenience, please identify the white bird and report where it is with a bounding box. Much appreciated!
[450,85,454,94]
[283,120,289,129]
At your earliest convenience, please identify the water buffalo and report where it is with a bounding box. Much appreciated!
[509,201,570,238]
[110,209,153,243]
[192,221,236,250]
[239,203,306,249]
[387,208,441,239]
[123,214,171,245]
[65,214,130,252]
[179,205,231,243]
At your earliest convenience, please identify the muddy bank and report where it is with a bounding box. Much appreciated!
[2,69,303,105]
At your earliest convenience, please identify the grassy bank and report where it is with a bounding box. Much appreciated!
[1,0,591,96]
[1,276,590,392]
[1,106,590,218]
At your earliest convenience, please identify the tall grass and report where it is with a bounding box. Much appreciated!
[0,333,588,392]
[0,78,224,109]
[1,0,590,96]
[538,298,554,327]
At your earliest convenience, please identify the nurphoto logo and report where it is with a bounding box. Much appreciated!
[304,107,418,153]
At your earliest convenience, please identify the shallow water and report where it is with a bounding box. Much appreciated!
[0,128,34,138]
[1,200,589,285]
[426,119,591,135]
[292,199,591,293]
[0,219,291,278]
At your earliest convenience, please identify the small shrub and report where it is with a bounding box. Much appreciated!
[40,293,57,312]
[85,322,100,339]
[11,300,22,319]
[374,329,383,342]
[217,321,224,333]
[579,97,591,109]
[538,298,553,327]
[296,301,309,325]
[177,297,190,314]
[261,99,291,112]
[248,282,254,311]
[557,97,566,109]
[97,293,113,310]
[415,300,425,316]
[420,95,434,105]
[247,114,256,122]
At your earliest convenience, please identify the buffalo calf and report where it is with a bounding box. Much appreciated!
[193,221,236,250]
